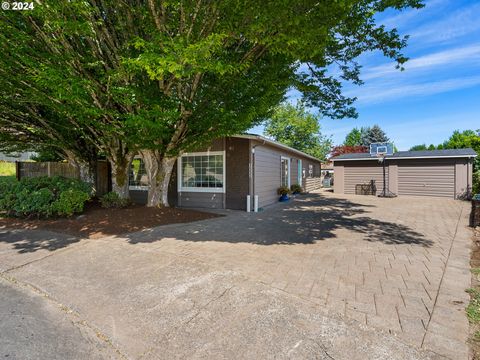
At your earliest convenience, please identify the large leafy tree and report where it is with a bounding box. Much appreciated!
[409,144,428,151]
[343,127,364,146]
[0,0,423,206]
[263,103,332,160]
[443,130,480,171]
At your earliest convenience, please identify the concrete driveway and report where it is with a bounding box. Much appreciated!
[0,191,472,359]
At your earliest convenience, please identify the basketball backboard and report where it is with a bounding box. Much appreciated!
[370,143,394,157]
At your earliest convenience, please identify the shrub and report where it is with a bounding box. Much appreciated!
[290,184,303,194]
[0,176,91,218]
[13,188,54,218]
[277,186,291,196]
[100,192,130,208]
[52,189,91,216]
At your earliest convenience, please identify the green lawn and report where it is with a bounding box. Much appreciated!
[0,161,15,177]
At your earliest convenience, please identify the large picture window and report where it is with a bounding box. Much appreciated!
[178,151,225,193]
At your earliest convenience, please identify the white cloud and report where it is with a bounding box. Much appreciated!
[409,2,480,43]
[379,0,448,29]
[350,75,480,104]
[362,43,480,80]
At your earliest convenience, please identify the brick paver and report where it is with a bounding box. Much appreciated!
[119,190,470,358]
[0,190,471,359]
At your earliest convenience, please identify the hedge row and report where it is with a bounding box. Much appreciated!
[0,176,91,218]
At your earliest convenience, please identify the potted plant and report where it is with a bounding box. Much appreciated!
[277,186,291,202]
[290,184,303,195]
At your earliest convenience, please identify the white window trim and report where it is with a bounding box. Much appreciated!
[177,150,226,193]
[281,156,291,188]
[129,185,149,191]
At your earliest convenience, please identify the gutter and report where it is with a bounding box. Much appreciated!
[234,134,321,162]
[332,154,477,162]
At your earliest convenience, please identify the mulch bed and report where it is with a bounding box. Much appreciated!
[0,201,221,239]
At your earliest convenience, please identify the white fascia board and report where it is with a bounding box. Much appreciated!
[332,154,477,162]
[233,135,321,162]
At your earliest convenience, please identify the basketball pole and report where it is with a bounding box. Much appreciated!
[377,153,397,198]
[382,156,386,197]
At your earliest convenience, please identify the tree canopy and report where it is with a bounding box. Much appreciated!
[263,103,332,160]
[0,0,423,205]
[343,127,364,147]
[343,125,391,147]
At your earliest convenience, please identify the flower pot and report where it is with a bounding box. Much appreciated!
[279,194,289,202]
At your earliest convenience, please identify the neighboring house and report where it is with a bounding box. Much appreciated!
[129,135,322,210]
[332,148,477,199]
[0,151,36,162]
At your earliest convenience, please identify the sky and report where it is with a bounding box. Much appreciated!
[250,0,480,151]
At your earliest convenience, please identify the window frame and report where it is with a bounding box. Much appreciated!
[177,151,226,193]
[280,156,291,188]
[129,157,149,191]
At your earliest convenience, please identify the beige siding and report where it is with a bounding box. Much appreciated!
[455,158,474,198]
[252,142,321,208]
[254,146,282,208]
[397,160,454,198]
[334,157,472,199]
[334,164,344,193]
[344,161,389,195]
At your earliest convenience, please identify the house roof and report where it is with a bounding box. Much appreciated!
[233,134,321,162]
[332,148,477,161]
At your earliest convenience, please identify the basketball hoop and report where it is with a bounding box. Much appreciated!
[376,153,385,163]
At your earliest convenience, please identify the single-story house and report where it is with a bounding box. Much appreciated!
[129,135,322,210]
[332,148,477,199]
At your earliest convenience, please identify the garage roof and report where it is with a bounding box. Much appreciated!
[332,148,477,161]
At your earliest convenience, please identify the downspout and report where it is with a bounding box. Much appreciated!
[468,157,471,197]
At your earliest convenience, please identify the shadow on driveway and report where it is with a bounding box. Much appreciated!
[124,193,431,247]
[0,193,431,253]
[0,229,80,253]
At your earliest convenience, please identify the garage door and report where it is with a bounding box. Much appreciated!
[344,162,388,195]
[397,162,454,198]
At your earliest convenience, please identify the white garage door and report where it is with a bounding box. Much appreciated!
[397,162,455,198]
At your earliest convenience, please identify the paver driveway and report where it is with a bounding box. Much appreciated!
[0,191,472,359]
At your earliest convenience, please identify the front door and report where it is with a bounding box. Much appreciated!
[298,159,302,187]
[281,157,290,188]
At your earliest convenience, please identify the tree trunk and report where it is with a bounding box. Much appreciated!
[66,151,95,189]
[142,150,176,207]
[109,154,134,199]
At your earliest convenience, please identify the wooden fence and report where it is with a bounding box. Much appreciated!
[16,162,79,180]
[305,177,322,192]
[16,161,110,196]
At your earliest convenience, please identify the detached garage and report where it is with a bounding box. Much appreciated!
[332,149,477,199]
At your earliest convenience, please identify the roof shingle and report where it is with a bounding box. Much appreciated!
[332,148,477,161]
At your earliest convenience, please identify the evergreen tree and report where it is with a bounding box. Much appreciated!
[360,125,390,146]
